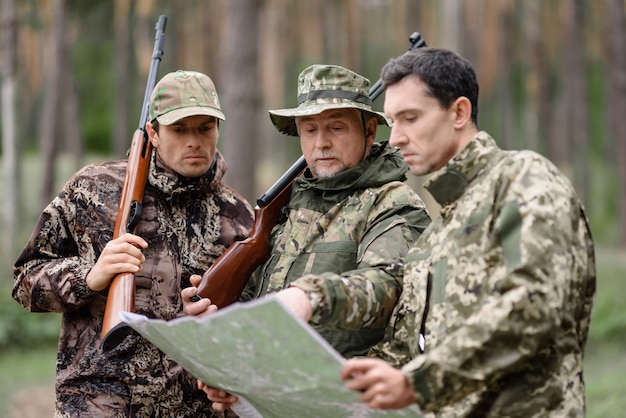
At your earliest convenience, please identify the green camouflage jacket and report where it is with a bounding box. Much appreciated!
[242,142,431,358]
[368,132,596,417]
[13,150,253,418]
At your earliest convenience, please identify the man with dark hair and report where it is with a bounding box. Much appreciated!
[340,48,596,417]
[13,70,254,417]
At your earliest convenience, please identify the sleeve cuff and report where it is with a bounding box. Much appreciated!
[288,275,327,324]
[401,356,432,409]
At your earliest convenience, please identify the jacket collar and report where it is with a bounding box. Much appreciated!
[147,149,227,196]
[425,131,501,207]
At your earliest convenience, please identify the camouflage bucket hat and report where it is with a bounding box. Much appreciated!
[149,70,225,125]
[269,65,389,137]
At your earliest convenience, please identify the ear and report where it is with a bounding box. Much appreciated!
[452,97,472,129]
[365,117,377,147]
[146,122,159,147]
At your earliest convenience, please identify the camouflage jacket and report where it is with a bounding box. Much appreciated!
[368,132,596,417]
[13,150,253,418]
[242,142,431,358]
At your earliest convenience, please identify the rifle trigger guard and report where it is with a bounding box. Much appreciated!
[127,201,143,231]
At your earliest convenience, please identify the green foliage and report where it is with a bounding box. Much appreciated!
[73,41,115,154]
[0,280,61,350]
[588,159,620,246]
[0,345,57,416]
[584,247,626,417]
[587,248,626,342]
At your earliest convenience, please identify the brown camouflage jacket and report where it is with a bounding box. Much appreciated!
[13,150,253,418]
[242,142,431,358]
[368,132,596,417]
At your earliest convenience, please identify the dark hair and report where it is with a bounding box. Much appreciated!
[381,47,479,126]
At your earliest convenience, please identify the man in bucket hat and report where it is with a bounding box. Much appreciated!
[183,64,431,413]
[13,70,254,417]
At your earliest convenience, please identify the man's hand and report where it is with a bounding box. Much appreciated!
[198,380,239,411]
[340,358,416,410]
[181,274,218,317]
[274,286,313,322]
[86,233,148,291]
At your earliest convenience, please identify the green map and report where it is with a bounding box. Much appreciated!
[121,296,423,418]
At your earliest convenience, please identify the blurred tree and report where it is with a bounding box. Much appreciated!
[496,0,517,150]
[219,0,262,202]
[39,0,65,207]
[563,0,590,203]
[259,0,290,189]
[606,0,626,246]
[1,0,19,256]
[113,0,132,158]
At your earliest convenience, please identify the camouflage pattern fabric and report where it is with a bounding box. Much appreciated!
[13,150,253,417]
[268,64,389,137]
[242,142,431,358]
[366,132,596,417]
[149,69,225,124]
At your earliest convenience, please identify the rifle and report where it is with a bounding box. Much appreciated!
[194,31,427,307]
[101,15,167,351]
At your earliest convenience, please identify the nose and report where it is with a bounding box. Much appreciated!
[185,133,202,148]
[388,126,407,147]
[313,130,332,149]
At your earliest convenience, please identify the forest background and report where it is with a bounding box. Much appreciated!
[1,0,625,417]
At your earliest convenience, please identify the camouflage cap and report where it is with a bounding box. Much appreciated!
[269,65,389,137]
[149,70,225,125]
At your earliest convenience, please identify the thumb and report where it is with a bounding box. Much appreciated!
[189,274,203,287]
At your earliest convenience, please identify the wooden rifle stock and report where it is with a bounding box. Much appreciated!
[101,15,167,350]
[195,32,427,308]
[196,157,307,306]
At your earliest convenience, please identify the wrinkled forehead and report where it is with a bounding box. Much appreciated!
[296,107,362,124]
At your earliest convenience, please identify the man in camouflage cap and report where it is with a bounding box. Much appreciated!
[183,64,431,412]
[340,48,596,417]
[13,70,254,417]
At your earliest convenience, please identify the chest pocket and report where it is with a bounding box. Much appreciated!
[291,240,358,278]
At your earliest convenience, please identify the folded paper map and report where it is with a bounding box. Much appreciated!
[121,296,422,418]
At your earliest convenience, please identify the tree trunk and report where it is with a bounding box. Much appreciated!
[563,0,589,203]
[63,20,83,169]
[113,0,131,158]
[606,0,626,247]
[259,0,289,193]
[219,0,262,203]
[497,0,516,150]
[521,0,541,152]
[40,0,65,208]
[1,0,19,257]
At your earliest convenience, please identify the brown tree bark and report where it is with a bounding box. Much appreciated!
[113,0,131,158]
[497,0,516,150]
[259,0,290,193]
[63,20,82,169]
[40,0,65,207]
[219,0,262,203]
[1,0,20,256]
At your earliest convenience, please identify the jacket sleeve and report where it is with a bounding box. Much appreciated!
[12,177,104,313]
[401,159,595,413]
[291,188,431,330]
